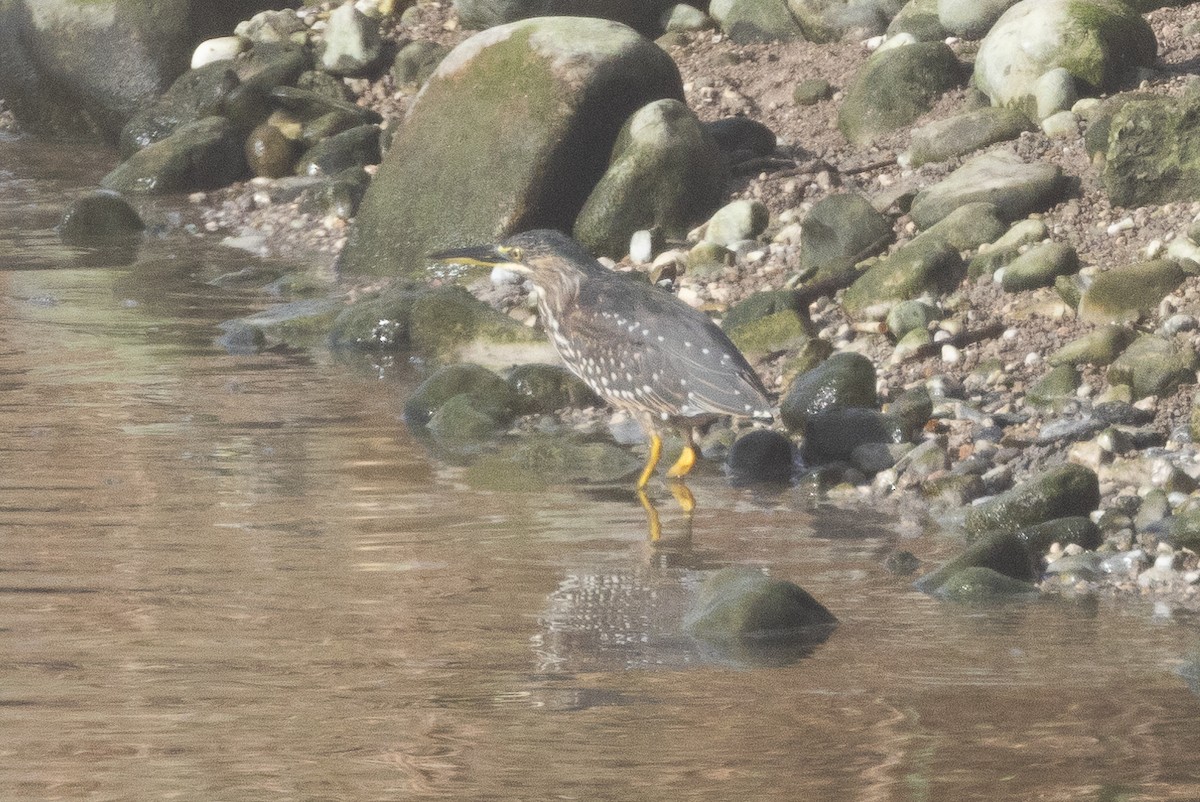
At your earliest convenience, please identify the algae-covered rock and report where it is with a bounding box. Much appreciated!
[294,124,381,177]
[404,363,520,429]
[909,150,1063,229]
[684,567,837,641]
[915,530,1038,592]
[974,0,1156,114]
[221,298,344,350]
[1049,325,1134,367]
[937,0,1020,39]
[708,0,805,42]
[1078,260,1187,324]
[118,61,240,158]
[789,0,903,42]
[1026,363,1080,409]
[1107,334,1197,400]
[1105,94,1200,207]
[838,41,963,145]
[1000,241,1079,292]
[801,408,907,464]
[393,40,452,87]
[574,98,727,258]
[933,566,1039,601]
[338,17,684,278]
[58,190,145,243]
[885,300,940,340]
[964,463,1100,537]
[101,116,245,193]
[798,193,894,274]
[726,309,816,359]
[454,0,673,38]
[842,238,964,320]
[911,201,1008,253]
[462,433,642,490]
[905,107,1031,167]
[726,429,796,485]
[1015,516,1101,556]
[779,351,878,432]
[505,363,603,414]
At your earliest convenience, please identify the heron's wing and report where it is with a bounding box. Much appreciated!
[569,277,772,420]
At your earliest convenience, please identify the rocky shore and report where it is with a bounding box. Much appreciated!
[7,0,1200,610]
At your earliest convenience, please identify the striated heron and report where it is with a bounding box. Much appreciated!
[430,229,774,490]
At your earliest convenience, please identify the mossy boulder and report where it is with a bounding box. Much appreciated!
[915,530,1039,591]
[220,298,344,350]
[683,567,837,642]
[404,363,520,430]
[910,150,1063,229]
[842,238,964,320]
[905,107,1031,167]
[505,363,603,414]
[1107,334,1197,400]
[1077,259,1187,324]
[1048,325,1134,367]
[788,0,904,42]
[708,0,805,42]
[779,351,878,432]
[574,99,727,259]
[453,0,673,38]
[973,0,1156,115]
[58,190,145,243]
[798,193,895,274]
[1026,363,1080,409]
[838,41,963,145]
[117,61,241,158]
[726,429,796,485]
[932,567,1039,601]
[1000,241,1079,292]
[338,17,684,278]
[101,116,246,193]
[1104,95,1200,208]
[964,463,1100,538]
[910,201,1008,253]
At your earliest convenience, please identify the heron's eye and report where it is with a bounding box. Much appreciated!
[506,246,524,262]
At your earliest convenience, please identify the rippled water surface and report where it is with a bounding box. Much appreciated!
[3,135,1200,801]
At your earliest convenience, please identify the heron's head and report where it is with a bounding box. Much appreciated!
[429,229,600,289]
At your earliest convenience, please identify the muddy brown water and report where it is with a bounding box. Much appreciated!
[2,135,1200,800]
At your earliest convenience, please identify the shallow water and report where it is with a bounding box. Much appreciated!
[3,135,1200,801]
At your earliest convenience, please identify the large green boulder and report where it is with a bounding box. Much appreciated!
[0,0,290,140]
[842,237,963,320]
[1107,334,1197,400]
[1104,95,1200,208]
[974,0,1156,115]
[708,0,805,42]
[338,17,684,279]
[964,463,1100,538]
[838,41,963,146]
[798,193,894,274]
[683,567,837,641]
[787,0,904,42]
[1077,259,1187,325]
[100,116,245,193]
[573,99,727,259]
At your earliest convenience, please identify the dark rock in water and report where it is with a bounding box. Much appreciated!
[684,566,837,643]
[505,363,603,415]
[889,384,933,437]
[245,122,299,178]
[426,393,508,446]
[294,124,381,177]
[964,463,1100,538]
[462,433,641,491]
[915,529,1038,592]
[884,550,921,575]
[101,116,246,193]
[802,408,905,465]
[726,429,795,485]
[404,363,520,429]
[933,567,1039,602]
[59,190,144,244]
[1015,516,1101,557]
[118,61,240,158]
[780,351,878,432]
[215,321,267,355]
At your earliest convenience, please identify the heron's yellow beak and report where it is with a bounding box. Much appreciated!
[428,244,527,270]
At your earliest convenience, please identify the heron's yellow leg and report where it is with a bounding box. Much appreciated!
[637,488,662,542]
[637,433,663,489]
[666,430,697,479]
[669,481,696,514]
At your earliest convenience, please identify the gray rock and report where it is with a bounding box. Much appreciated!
[339,17,684,278]
[118,62,240,158]
[904,107,1031,168]
[236,9,307,44]
[937,0,1019,39]
[726,429,796,484]
[838,41,963,145]
[909,150,1063,229]
[889,383,933,435]
[661,3,714,31]
[708,0,805,42]
[1018,516,1102,555]
[801,408,907,464]
[705,199,769,247]
[974,0,1156,114]
[911,201,1008,252]
[1000,241,1079,292]
[1077,259,1187,325]
[320,2,384,76]
[58,190,144,243]
[798,193,895,274]
[916,530,1039,590]
[842,237,964,320]
[1107,334,1197,401]
[393,40,451,87]
[885,300,940,340]
[788,0,905,42]
[1049,325,1134,367]
[793,78,833,105]
[101,116,245,193]
[1104,95,1200,207]
[887,0,947,40]
[575,99,727,258]
[779,351,878,432]
[683,567,837,641]
[454,0,672,38]
[705,116,778,161]
[1034,67,1078,121]
[1025,363,1080,409]
[294,124,381,177]
[964,463,1100,538]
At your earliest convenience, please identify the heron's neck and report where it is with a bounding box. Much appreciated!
[532,271,580,325]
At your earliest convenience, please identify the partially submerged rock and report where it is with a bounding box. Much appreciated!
[964,463,1100,538]
[683,567,837,642]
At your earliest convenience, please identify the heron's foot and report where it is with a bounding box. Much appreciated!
[665,445,697,479]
